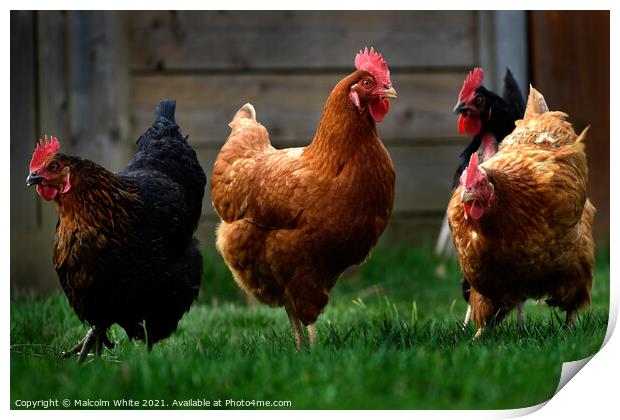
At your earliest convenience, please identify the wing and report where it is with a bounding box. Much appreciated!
[119,170,193,256]
[123,100,206,230]
[490,115,589,231]
[211,105,308,229]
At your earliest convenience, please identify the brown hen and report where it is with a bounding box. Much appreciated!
[211,48,396,349]
[448,87,595,338]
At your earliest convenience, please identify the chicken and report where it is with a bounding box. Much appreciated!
[447,87,595,338]
[211,47,396,349]
[436,69,525,258]
[452,67,525,187]
[446,68,527,325]
[26,100,206,363]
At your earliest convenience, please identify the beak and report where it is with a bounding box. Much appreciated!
[26,172,43,186]
[453,101,468,115]
[461,189,475,203]
[382,86,398,99]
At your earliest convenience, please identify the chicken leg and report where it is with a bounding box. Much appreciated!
[516,303,525,326]
[62,326,114,364]
[463,305,472,328]
[285,306,304,351]
[465,301,524,328]
[307,324,317,348]
[564,309,577,330]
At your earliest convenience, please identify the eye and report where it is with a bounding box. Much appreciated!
[362,78,373,88]
[474,95,484,106]
[48,161,60,173]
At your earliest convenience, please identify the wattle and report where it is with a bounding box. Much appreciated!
[36,184,59,201]
[458,114,481,137]
[369,98,390,122]
[463,200,484,220]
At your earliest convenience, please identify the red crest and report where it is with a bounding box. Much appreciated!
[30,135,60,172]
[355,47,392,86]
[464,153,480,187]
[458,67,484,103]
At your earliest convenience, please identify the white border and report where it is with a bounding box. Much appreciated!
[4,2,617,419]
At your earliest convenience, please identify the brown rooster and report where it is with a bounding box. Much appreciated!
[448,87,595,338]
[211,47,396,349]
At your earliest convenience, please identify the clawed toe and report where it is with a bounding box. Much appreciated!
[61,327,114,364]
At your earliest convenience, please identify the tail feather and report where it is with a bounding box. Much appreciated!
[524,85,549,119]
[155,99,177,124]
[228,103,258,129]
[126,99,207,232]
[236,103,256,121]
[502,68,525,118]
[576,125,590,144]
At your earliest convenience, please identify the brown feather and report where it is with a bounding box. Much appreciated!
[211,70,395,325]
[448,103,595,329]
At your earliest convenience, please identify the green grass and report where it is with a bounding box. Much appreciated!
[10,245,610,409]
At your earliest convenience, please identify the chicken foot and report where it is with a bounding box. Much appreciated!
[61,326,114,364]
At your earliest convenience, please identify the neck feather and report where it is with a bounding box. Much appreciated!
[304,70,378,173]
[55,158,140,229]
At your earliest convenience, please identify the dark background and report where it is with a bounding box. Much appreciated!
[10,10,610,295]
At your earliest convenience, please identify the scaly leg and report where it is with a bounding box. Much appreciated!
[473,327,484,340]
[565,309,577,330]
[516,302,525,327]
[307,324,317,348]
[463,305,472,328]
[285,306,304,351]
[469,288,508,341]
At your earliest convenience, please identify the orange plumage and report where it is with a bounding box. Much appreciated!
[447,87,595,336]
[211,49,396,349]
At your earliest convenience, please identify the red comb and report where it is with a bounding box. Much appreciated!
[458,67,484,103]
[30,135,60,172]
[355,47,392,86]
[465,153,479,186]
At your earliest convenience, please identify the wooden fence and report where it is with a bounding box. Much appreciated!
[10,11,608,294]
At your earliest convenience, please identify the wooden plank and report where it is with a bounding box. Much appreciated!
[131,72,466,147]
[530,11,609,239]
[196,213,444,252]
[10,11,38,230]
[38,11,70,146]
[67,11,132,171]
[195,143,462,219]
[10,229,64,296]
[37,11,71,231]
[128,11,476,71]
[476,11,528,93]
[377,214,444,248]
[10,11,60,295]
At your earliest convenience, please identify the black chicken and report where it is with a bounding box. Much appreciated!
[452,67,525,187]
[26,100,206,363]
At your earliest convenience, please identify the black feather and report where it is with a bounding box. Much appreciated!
[155,99,176,124]
[502,68,526,119]
[451,68,525,188]
[52,99,207,348]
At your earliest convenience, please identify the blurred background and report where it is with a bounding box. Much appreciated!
[10,10,609,296]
